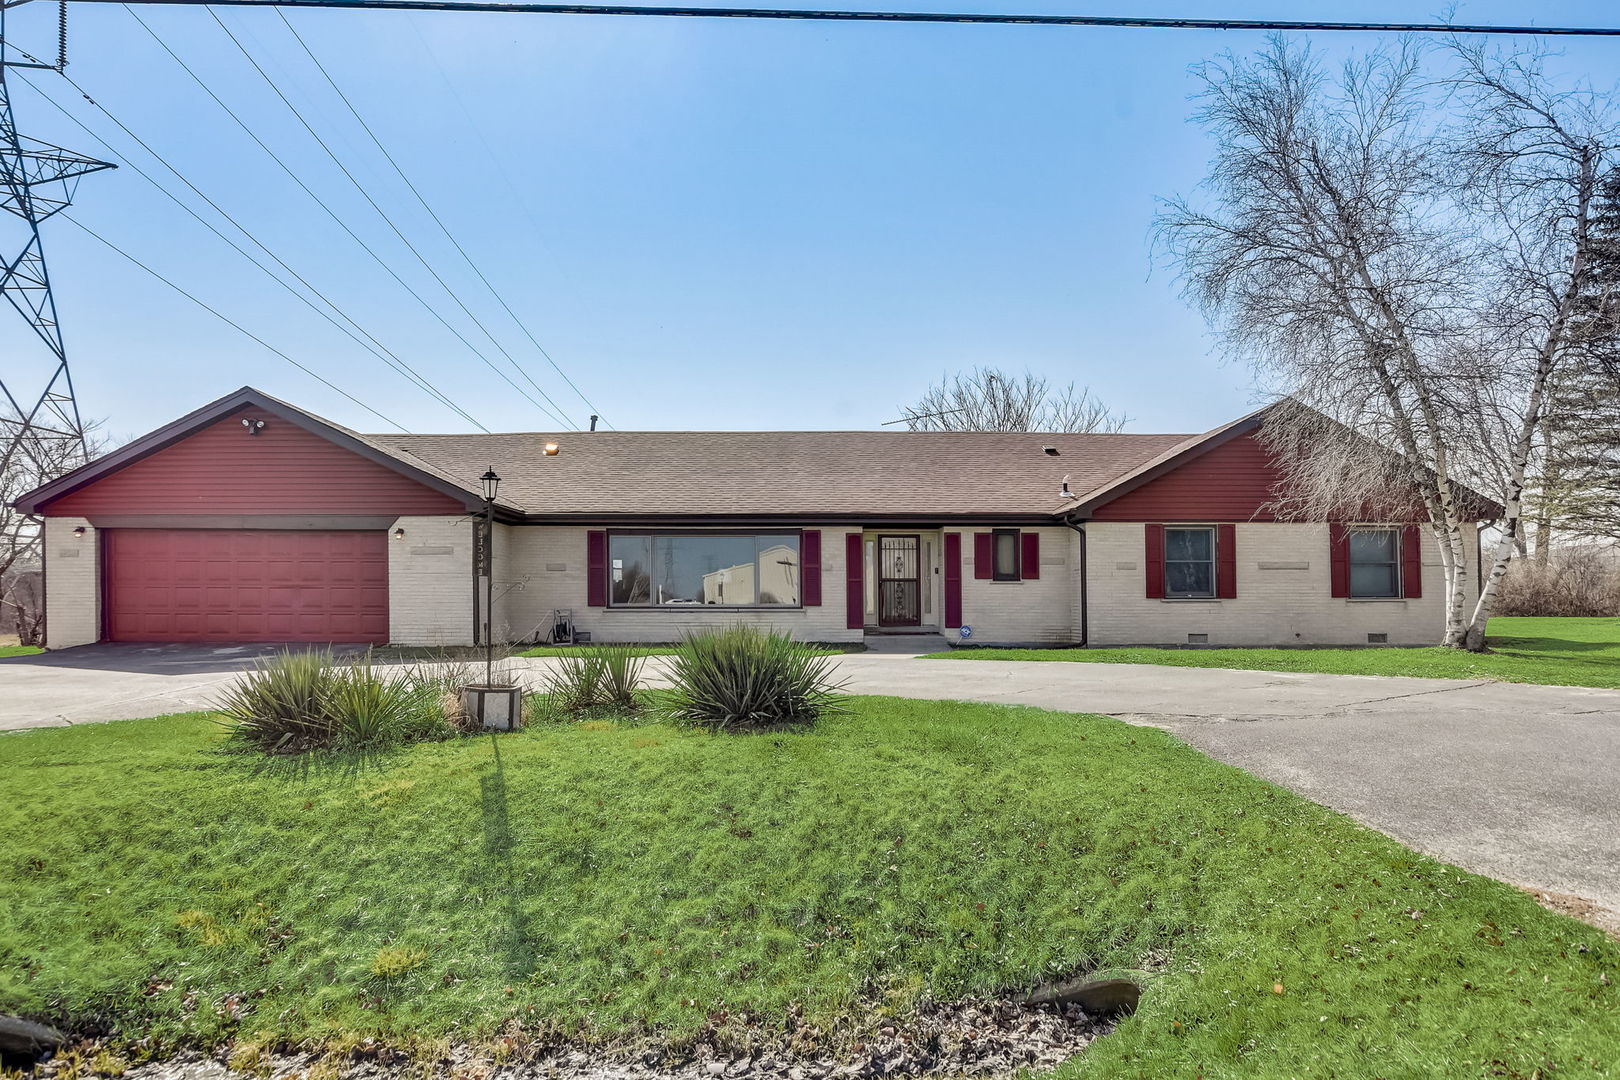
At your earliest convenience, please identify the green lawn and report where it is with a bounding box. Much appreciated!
[0,643,42,658]
[2,701,1614,1076]
[514,644,862,658]
[928,616,1620,689]
[515,644,679,657]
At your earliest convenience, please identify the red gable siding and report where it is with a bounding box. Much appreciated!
[43,409,465,517]
[1091,431,1282,522]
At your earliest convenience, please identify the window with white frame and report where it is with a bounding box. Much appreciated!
[1164,526,1216,598]
[1348,528,1400,598]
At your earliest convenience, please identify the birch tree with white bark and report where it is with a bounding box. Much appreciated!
[1156,36,1619,650]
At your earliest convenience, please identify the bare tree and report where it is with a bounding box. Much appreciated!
[899,367,1127,432]
[1,413,102,647]
[1156,36,1618,650]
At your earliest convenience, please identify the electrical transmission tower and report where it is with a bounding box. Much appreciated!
[0,2,113,479]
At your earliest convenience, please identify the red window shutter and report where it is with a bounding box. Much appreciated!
[844,532,863,630]
[1144,524,1165,599]
[802,530,822,606]
[1329,524,1350,598]
[1216,523,1237,599]
[973,532,993,579]
[944,533,963,628]
[586,530,607,607]
[1021,531,1040,580]
[1401,524,1423,598]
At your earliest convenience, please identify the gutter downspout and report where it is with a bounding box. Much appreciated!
[1063,518,1087,647]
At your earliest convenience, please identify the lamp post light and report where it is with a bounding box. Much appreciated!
[479,467,500,688]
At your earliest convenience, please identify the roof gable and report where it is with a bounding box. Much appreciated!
[1062,407,1270,519]
[15,388,480,516]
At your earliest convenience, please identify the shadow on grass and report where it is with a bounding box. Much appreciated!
[480,733,535,979]
[1489,635,1619,655]
[210,735,409,783]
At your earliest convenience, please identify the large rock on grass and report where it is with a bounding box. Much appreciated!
[0,1015,63,1056]
[1023,978,1141,1016]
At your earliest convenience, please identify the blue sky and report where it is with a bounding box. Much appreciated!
[7,0,1619,440]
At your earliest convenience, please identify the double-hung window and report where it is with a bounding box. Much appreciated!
[1348,528,1400,599]
[1164,526,1216,598]
[991,530,1020,582]
[607,532,802,607]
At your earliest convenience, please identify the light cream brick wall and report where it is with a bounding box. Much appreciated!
[388,515,477,646]
[502,526,863,644]
[1085,521,1480,647]
[44,516,98,649]
[948,526,1081,645]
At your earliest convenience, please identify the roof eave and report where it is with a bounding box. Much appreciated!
[11,387,488,515]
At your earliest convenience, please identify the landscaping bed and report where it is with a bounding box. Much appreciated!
[2,699,1616,1077]
[927,616,1620,689]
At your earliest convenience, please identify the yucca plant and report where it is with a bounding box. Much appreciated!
[326,662,417,749]
[539,644,647,715]
[217,649,340,752]
[596,643,648,711]
[220,651,462,752]
[661,626,845,731]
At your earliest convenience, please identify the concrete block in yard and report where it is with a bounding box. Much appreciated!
[461,685,525,731]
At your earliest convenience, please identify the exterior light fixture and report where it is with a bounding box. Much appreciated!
[241,418,266,435]
[393,527,406,541]
[480,468,501,502]
[73,525,86,537]
[543,442,560,456]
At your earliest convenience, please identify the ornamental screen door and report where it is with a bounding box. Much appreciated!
[877,535,922,627]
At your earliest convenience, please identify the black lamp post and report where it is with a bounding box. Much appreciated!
[479,467,500,687]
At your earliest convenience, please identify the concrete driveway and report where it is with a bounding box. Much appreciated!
[3,644,1618,925]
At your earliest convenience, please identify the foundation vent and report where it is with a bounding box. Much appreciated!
[1187,633,1209,645]
[1367,632,1389,644]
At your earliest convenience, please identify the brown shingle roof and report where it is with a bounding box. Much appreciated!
[367,429,1196,519]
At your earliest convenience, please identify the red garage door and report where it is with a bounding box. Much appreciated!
[103,529,389,644]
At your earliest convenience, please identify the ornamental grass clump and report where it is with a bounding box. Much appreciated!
[218,650,461,753]
[536,644,647,718]
[662,625,846,731]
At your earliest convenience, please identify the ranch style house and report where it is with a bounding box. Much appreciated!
[13,387,1494,650]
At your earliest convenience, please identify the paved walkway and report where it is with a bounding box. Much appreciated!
[4,644,1618,923]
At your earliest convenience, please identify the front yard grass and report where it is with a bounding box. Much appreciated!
[928,616,1620,689]
[514,643,864,658]
[0,633,41,658]
[2,698,1615,1077]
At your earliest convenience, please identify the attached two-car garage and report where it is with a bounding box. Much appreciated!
[101,529,390,644]
[17,388,480,649]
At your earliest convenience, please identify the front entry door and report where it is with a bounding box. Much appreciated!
[877,535,922,627]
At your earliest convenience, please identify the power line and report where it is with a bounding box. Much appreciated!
[276,8,611,428]
[206,6,581,428]
[19,70,493,431]
[70,1,1620,37]
[61,214,408,431]
[118,3,574,428]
